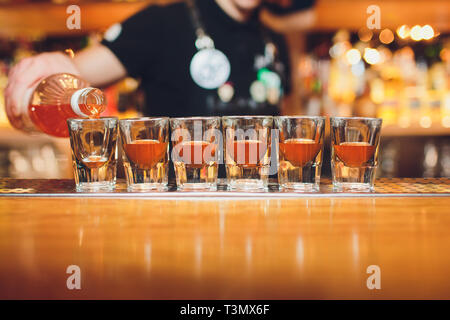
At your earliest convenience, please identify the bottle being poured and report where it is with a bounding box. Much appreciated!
[8,73,106,138]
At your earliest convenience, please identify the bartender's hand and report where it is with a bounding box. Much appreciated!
[5,45,127,119]
[4,52,80,119]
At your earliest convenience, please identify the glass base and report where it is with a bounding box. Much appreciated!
[127,183,168,192]
[333,182,374,192]
[76,182,115,192]
[332,161,377,193]
[281,182,319,192]
[124,163,168,192]
[177,183,217,191]
[227,179,267,191]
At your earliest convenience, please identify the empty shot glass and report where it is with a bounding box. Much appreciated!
[331,117,382,192]
[119,117,169,191]
[222,116,273,190]
[67,117,118,192]
[275,116,325,191]
[170,117,221,190]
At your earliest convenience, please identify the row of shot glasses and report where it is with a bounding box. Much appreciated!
[67,116,382,192]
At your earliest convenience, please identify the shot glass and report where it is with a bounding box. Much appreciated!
[222,116,273,190]
[67,117,118,192]
[275,116,325,192]
[170,117,221,190]
[119,117,169,191]
[330,117,382,192]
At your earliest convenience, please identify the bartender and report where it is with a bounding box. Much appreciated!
[5,0,315,119]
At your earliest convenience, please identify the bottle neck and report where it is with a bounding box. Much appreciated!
[70,87,106,118]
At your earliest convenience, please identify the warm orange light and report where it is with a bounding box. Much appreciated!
[358,28,373,42]
[64,49,75,59]
[440,48,450,62]
[379,29,394,44]
[419,116,432,128]
[396,25,410,39]
[442,116,450,128]
[398,116,411,128]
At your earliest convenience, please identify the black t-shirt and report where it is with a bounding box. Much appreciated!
[102,0,293,117]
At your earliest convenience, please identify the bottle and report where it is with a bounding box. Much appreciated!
[8,73,106,138]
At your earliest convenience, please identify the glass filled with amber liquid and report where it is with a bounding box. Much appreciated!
[331,117,382,192]
[119,118,169,191]
[222,116,273,190]
[170,117,220,190]
[67,117,118,192]
[275,116,325,191]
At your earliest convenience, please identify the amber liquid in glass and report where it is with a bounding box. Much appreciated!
[175,141,217,167]
[229,140,268,167]
[82,155,109,169]
[334,142,376,167]
[278,138,322,191]
[122,139,168,190]
[226,139,270,190]
[123,140,168,169]
[173,141,218,189]
[279,138,321,167]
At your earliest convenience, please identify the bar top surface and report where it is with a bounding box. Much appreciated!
[0,178,449,198]
[0,178,449,299]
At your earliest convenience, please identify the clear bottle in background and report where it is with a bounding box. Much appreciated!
[8,73,106,138]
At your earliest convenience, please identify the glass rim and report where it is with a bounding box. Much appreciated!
[222,115,273,119]
[170,116,221,121]
[222,115,274,120]
[119,117,169,122]
[275,115,326,120]
[330,116,382,121]
[67,117,118,123]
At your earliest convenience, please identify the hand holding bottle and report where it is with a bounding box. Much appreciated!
[4,52,81,130]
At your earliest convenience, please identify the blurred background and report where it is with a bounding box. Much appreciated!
[0,0,449,179]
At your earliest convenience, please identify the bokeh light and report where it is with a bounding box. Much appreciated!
[410,25,423,41]
[345,49,361,65]
[396,25,410,39]
[442,116,450,128]
[422,25,434,40]
[419,116,432,128]
[441,48,450,62]
[358,28,373,42]
[379,29,394,44]
[329,41,351,58]
[364,48,381,65]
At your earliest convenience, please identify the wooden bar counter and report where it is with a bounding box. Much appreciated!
[0,178,449,299]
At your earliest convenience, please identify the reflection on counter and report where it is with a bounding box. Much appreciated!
[1,196,450,299]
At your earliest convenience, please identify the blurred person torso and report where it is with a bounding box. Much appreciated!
[102,0,293,117]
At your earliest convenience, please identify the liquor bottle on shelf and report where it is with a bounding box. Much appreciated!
[8,73,106,138]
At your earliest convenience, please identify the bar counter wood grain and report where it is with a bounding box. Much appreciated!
[0,196,449,299]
